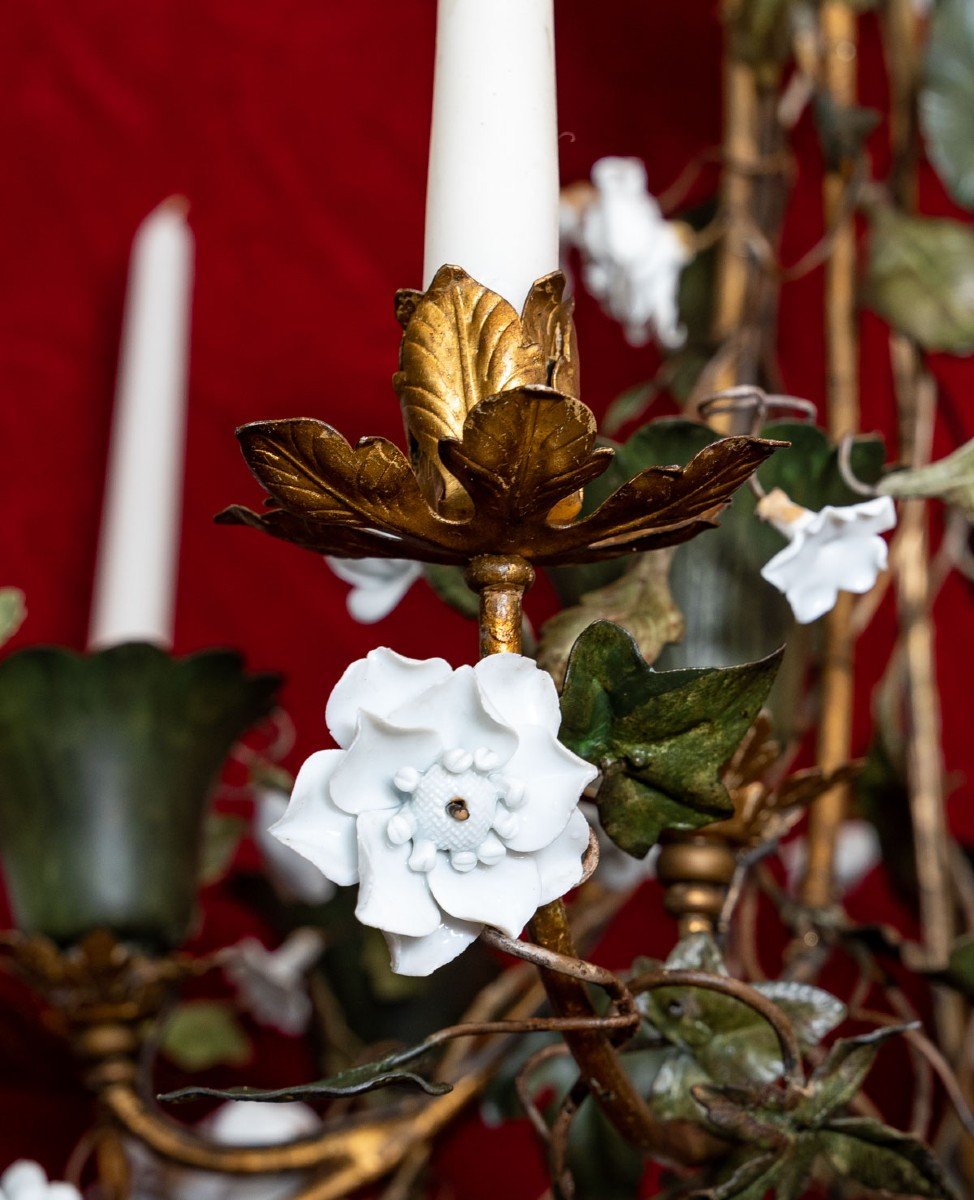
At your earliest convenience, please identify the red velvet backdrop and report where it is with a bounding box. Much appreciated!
[2,1,973,1193]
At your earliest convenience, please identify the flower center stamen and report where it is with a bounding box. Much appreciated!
[388,747,525,874]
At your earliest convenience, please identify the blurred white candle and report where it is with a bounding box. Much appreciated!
[423,0,560,311]
[88,198,194,649]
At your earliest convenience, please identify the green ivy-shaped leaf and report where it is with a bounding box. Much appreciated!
[159,1039,452,1104]
[920,0,974,211]
[863,207,974,354]
[161,1001,252,1073]
[685,1024,957,1200]
[639,935,844,1098]
[560,622,781,857]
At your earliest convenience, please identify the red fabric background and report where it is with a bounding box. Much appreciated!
[1,1,973,1193]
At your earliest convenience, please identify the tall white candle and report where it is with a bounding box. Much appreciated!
[88,198,194,650]
[423,0,560,311]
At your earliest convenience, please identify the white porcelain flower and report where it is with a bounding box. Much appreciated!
[0,1162,80,1200]
[757,489,897,624]
[224,929,324,1036]
[128,1102,320,1200]
[325,557,422,624]
[271,649,597,976]
[561,156,690,348]
[255,784,336,905]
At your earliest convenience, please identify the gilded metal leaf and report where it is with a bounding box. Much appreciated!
[438,387,612,522]
[542,436,783,562]
[520,272,580,397]
[393,265,546,510]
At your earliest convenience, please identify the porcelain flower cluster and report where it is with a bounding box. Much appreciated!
[271,649,596,975]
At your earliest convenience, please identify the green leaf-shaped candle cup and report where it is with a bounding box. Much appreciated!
[0,644,280,949]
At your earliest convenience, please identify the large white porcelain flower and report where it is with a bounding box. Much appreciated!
[325,557,422,624]
[757,489,897,624]
[224,929,324,1036]
[0,1162,80,1200]
[561,157,690,348]
[271,649,597,976]
[255,784,337,905]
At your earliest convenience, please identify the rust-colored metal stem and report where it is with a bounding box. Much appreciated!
[464,555,718,1165]
[802,0,859,910]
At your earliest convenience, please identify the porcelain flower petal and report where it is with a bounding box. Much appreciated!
[271,649,597,975]
[255,785,336,904]
[326,557,423,624]
[385,914,482,977]
[563,156,691,349]
[0,1162,81,1200]
[326,648,451,747]
[270,752,358,886]
[536,809,594,905]
[475,654,562,735]
[759,491,897,624]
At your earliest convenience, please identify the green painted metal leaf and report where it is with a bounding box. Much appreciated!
[688,1149,790,1200]
[559,621,781,857]
[0,644,280,948]
[161,1001,252,1073]
[199,812,247,886]
[159,1040,452,1104]
[752,981,846,1049]
[640,977,841,1089]
[797,1024,915,1126]
[422,563,480,619]
[816,1117,959,1199]
[879,437,974,523]
[0,589,25,647]
[921,0,974,210]
[863,208,974,354]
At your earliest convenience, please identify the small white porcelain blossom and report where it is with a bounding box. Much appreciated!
[255,785,336,905]
[561,156,690,348]
[0,1162,80,1200]
[128,1102,320,1200]
[224,928,324,1036]
[325,557,422,624]
[757,489,897,624]
[271,649,597,976]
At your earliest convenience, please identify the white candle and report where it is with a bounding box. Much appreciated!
[88,198,194,650]
[423,0,560,311]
